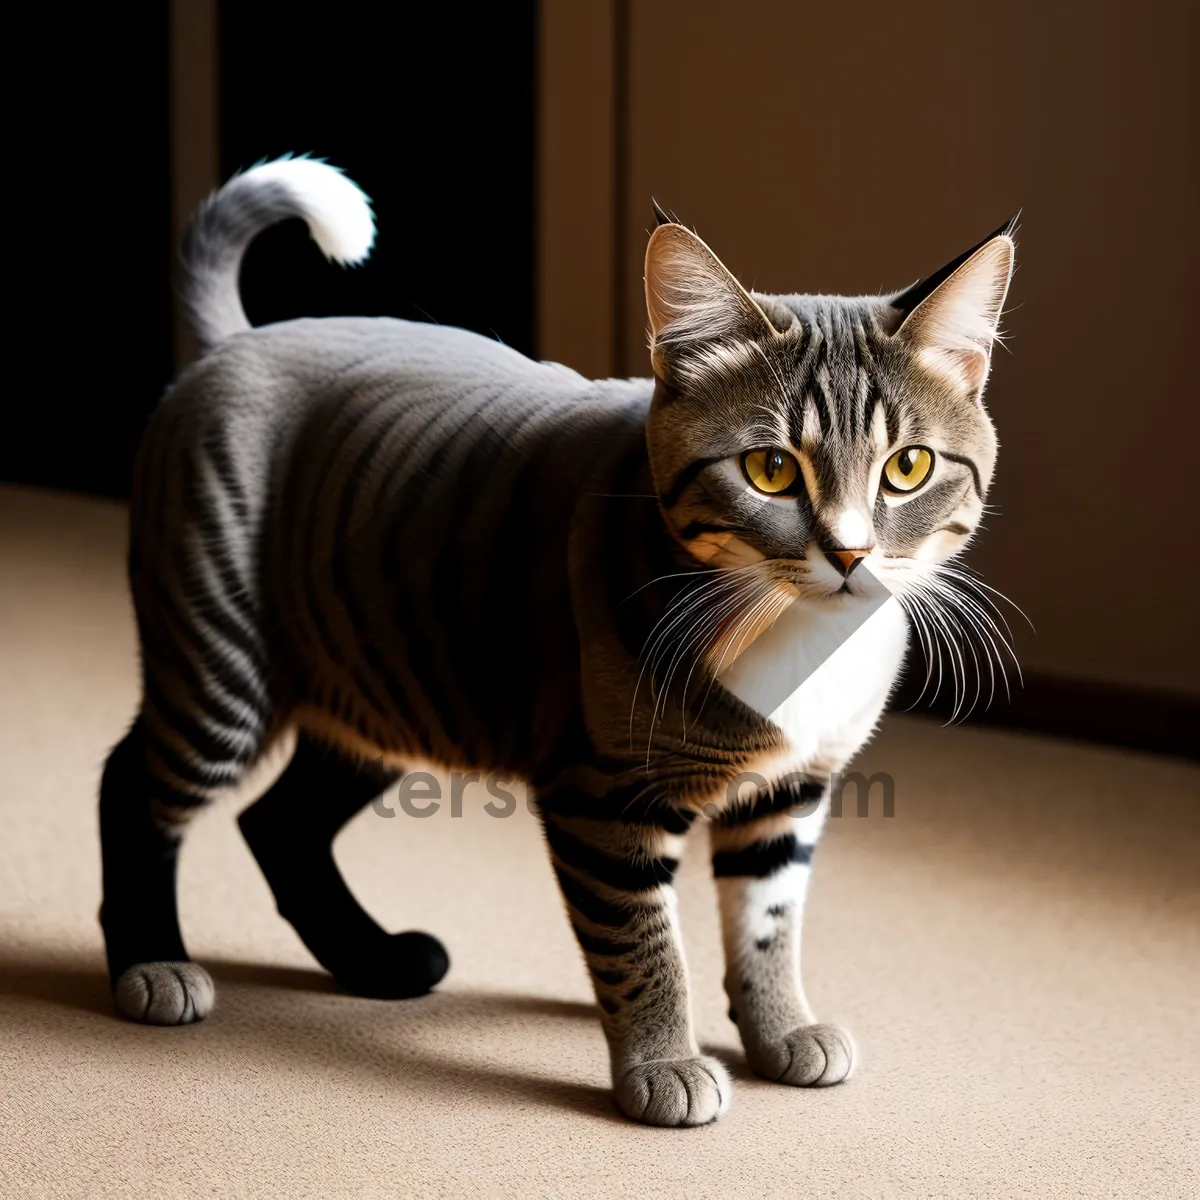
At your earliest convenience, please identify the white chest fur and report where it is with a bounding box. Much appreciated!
[718,594,909,781]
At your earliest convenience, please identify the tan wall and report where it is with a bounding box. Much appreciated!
[537,2,618,382]
[543,0,1199,695]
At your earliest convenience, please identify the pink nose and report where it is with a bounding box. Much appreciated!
[824,550,867,577]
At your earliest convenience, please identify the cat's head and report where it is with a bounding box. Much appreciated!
[643,216,1014,606]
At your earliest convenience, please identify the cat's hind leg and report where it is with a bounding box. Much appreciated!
[105,427,278,1023]
[237,733,449,999]
[99,715,241,1025]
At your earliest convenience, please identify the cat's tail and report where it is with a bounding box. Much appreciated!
[181,156,375,352]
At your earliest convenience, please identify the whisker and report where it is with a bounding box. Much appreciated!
[694,585,790,721]
[915,574,1021,719]
[895,591,939,708]
[927,572,1023,674]
[937,587,1001,709]
[898,587,948,712]
[912,584,970,722]
[657,580,761,740]
[622,559,762,606]
[631,567,765,753]
[675,580,778,737]
[925,576,1021,699]
[934,564,1035,633]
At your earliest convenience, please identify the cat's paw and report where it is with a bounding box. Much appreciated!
[327,931,450,1000]
[114,962,214,1025]
[615,1055,731,1126]
[750,1023,855,1086]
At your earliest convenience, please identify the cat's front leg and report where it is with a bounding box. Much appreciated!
[712,776,855,1086]
[539,786,731,1126]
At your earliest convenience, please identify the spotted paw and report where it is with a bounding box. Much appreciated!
[114,962,214,1025]
[750,1023,855,1086]
[616,1055,731,1127]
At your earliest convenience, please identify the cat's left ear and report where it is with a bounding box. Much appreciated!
[644,223,779,381]
[891,219,1017,396]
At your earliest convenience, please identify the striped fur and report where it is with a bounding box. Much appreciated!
[99,158,1016,1127]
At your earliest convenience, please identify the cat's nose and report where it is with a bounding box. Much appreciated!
[824,549,867,577]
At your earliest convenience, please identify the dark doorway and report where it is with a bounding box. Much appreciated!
[6,11,173,499]
[219,5,537,360]
[6,6,537,501]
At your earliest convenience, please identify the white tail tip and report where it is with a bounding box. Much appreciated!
[242,157,376,265]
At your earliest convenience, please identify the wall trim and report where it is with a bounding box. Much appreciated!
[892,667,1199,761]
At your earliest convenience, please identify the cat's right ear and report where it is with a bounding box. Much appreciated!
[644,224,777,381]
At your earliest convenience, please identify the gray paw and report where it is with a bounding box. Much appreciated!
[751,1023,855,1086]
[114,962,214,1026]
[616,1055,731,1127]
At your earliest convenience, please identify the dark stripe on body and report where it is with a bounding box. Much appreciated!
[143,770,216,810]
[716,779,823,826]
[298,396,400,717]
[571,924,638,957]
[329,404,423,732]
[544,821,678,892]
[204,433,251,523]
[712,834,813,878]
[142,718,244,788]
[140,577,267,736]
[539,785,695,834]
[377,391,516,753]
[553,866,635,928]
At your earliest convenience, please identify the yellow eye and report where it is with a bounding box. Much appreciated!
[882,446,934,494]
[742,447,800,495]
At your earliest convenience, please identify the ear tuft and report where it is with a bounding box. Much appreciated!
[652,198,674,227]
[894,227,1016,395]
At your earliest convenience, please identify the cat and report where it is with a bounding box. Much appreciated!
[99,156,1014,1127]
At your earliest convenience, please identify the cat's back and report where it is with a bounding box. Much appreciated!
[150,315,593,460]
[207,314,587,397]
[134,315,619,542]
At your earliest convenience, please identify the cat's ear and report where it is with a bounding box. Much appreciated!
[891,219,1017,395]
[644,224,778,380]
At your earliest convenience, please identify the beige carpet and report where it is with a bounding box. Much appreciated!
[2,485,1198,1199]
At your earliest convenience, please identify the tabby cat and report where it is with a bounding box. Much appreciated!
[99,157,1014,1127]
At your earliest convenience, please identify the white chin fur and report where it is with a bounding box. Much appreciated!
[242,157,375,265]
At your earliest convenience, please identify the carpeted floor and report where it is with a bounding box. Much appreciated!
[2,485,1198,1199]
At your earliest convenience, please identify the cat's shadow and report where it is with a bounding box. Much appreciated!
[0,951,627,1125]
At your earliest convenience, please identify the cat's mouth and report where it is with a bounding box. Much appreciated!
[772,555,884,604]
[773,568,874,608]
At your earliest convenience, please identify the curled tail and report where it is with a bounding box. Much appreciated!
[181,156,375,351]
